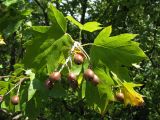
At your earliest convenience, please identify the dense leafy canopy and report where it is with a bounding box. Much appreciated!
[0,0,159,120]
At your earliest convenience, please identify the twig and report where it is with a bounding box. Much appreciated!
[34,0,49,25]
[4,83,20,96]
[0,75,11,79]
[4,77,29,96]
[16,84,21,96]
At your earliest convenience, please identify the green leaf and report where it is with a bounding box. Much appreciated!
[2,0,19,7]
[93,26,112,43]
[0,81,9,95]
[3,19,23,38]
[82,22,102,32]
[66,16,103,32]
[28,80,36,101]
[27,71,36,101]
[51,0,62,3]
[0,64,3,68]
[49,83,67,98]
[46,51,63,74]
[85,64,114,115]
[90,27,147,69]
[0,81,9,88]
[32,26,51,33]
[70,63,82,76]
[23,25,73,72]
[25,93,44,119]
[21,9,33,16]
[66,16,83,29]
[48,3,67,33]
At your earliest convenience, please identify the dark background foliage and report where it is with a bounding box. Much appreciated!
[0,0,160,119]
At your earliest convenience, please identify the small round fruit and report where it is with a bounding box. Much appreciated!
[116,92,124,102]
[45,79,53,90]
[0,95,3,102]
[74,53,84,65]
[68,73,77,81]
[92,74,100,85]
[49,72,61,82]
[84,69,94,80]
[11,95,19,105]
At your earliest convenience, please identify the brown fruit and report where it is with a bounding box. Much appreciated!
[11,95,19,105]
[70,80,78,89]
[116,92,124,102]
[74,53,84,65]
[49,72,61,82]
[0,95,3,102]
[45,79,53,89]
[68,73,77,81]
[92,74,100,85]
[84,69,94,80]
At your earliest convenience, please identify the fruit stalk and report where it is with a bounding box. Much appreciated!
[4,77,28,96]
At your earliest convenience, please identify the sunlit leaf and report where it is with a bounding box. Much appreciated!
[48,3,67,33]
[82,22,103,32]
[66,16,83,29]
[27,71,36,101]
[0,35,5,45]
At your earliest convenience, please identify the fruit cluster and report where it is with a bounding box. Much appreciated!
[0,43,124,106]
[45,52,100,90]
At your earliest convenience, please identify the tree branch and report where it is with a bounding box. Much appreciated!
[80,0,88,24]
[34,0,49,25]
[80,0,88,44]
[0,75,11,79]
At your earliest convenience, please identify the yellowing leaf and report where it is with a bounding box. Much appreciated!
[0,35,6,45]
[122,82,144,106]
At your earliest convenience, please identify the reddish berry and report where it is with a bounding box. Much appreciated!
[84,69,94,80]
[116,92,124,102]
[0,95,3,102]
[92,74,100,85]
[49,72,61,82]
[68,73,77,81]
[74,53,84,65]
[45,79,53,89]
[11,95,19,105]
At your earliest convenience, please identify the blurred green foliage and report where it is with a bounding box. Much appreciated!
[0,0,160,119]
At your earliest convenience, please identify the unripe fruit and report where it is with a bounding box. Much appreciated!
[74,53,84,65]
[49,72,61,82]
[0,95,3,102]
[84,69,94,80]
[45,79,53,90]
[68,73,77,81]
[11,95,19,105]
[116,92,124,102]
[92,74,100,85]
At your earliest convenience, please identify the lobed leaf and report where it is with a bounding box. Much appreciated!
[23,26,73,72]
[90,27,147,69]
[66,16,83,29]
[82,22,103,32]
[85,64,114,115]
[48,4,67,33]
